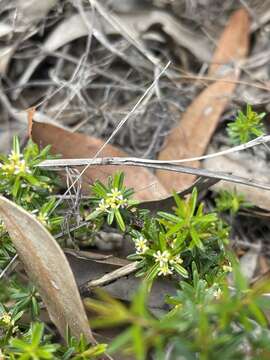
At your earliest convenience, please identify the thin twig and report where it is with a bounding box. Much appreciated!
[38,156,270,192]
[81,261,140,291]
[40,134,270,166]
[0,254,18,280]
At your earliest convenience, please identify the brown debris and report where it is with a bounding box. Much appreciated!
[156,8,250,192]
[31,121,168,201]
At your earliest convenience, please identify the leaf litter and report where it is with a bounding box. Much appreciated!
[156,8,250,191]
[1,0,270,350]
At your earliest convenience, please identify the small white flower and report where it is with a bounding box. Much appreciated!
[97,198,110,212]
[119,198,128,208]
[169,254,183,265]
[153,250,170,266]
[108,188,122,199]
[8,150,22,162]
[158,263,173,276]
[14,159,30,175]
[134,236,149,254]
[0,220,6,233]
[37,212,49,226]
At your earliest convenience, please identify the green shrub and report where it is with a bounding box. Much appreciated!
[0,137,269,359]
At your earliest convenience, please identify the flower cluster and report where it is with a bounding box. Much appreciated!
[96,188,128,213]
[87,172,137,231]
[0,150,31,177]
[0,312,12,327]
[0,305,20,334]
[213,287,222,300]
[134,236,149,255]
[153,250,172,276]
[0,136,57,205]
[129,229,188,279]
[153,250,184,276]
[32,209,50,228]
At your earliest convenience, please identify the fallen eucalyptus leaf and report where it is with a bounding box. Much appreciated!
[156,8,250,192]
[208,8,250,77]
[0,196,94,343]
[30,120,168,201]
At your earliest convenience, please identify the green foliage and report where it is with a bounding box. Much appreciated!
[87,176,231,282]
[0,136,58,206]
[86,265,270,360]
[227,105,265,144]
[0,141,114,359]
[0,222,16,269]
[215,189,252,215]
[0,138,63,272]
[8,322,59,359]
[0,302,24,347]
[10,283,40,320]
[87,172,138,231]
[31,197,63,234]
[62,331,107,359]
[0,310,107,359]
[1,136,270,360]
[128,188,230,282]
[85,285,153,360]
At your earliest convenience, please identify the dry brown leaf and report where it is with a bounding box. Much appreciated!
[157,78,237,190]
[209,8,250,77]
[0,196,94,343]
[30,121,168,201]
[156,8,250,192]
